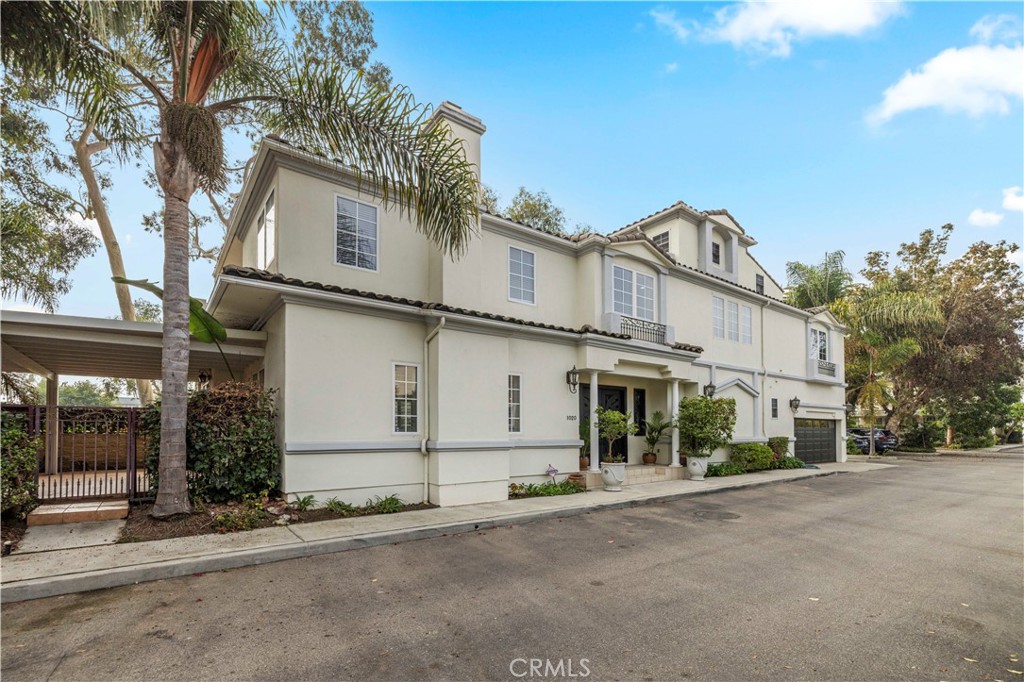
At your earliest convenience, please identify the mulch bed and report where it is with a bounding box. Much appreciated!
[118,499,435,544]
[1,517,28,555]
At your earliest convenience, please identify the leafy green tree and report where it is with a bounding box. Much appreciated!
[55,380,120,407]
[674,396,737,458]
[784,250,852,309]
[595,406,636,463]
[480,184,500,214]
[291,1,391,88]
[505,187,566,236]
[3,1,479,518]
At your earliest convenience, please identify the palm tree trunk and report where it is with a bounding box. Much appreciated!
[152,134,195,518]
[73,126,154,406]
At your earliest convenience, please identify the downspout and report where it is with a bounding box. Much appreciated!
[421,316,446,503]
[760,300,770,440]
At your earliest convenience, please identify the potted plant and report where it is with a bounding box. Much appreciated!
[595,406,636,491]
[579,418,591,470]
[641,410,672,465]
[674,396,736,481]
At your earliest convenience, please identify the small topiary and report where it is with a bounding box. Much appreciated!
[1,412,40,519]
[729,442,775,472]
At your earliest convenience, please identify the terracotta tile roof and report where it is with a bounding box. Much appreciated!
[221,265,704,354]
[703,208,747,234]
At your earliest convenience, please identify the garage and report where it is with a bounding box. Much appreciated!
[794,419,837,463]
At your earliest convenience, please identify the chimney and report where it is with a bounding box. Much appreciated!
[428,101,486,180]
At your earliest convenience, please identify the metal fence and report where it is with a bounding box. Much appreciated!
[2,404,152,501]
[620,316,667,344]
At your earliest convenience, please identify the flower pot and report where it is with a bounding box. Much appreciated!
[579,456,590,471]
[600,461,626,491]
[686,455,710,481]
[642,451,657,465]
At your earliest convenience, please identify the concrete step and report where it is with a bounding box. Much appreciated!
[27,500,129,526]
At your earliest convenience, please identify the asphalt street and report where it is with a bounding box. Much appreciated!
[2,455,1022,682]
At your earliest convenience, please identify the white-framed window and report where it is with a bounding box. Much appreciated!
[335,195,378,271]
[393,363,419,434]
[508,246,535,304]
[652,232,669,252]
[713,296,752,344]
[811,328,828,361]
[508,374,521,433]
[255,189,276,270]
[712,242,721,265]
[614,265,656,321]
[740,305,752,344]
[771,398,779,419]
[712,296,725,338]
[755,274,765,295]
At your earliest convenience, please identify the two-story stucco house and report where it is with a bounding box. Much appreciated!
[206,102,847,507]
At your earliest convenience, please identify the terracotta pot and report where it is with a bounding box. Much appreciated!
[679,453,687,466]
[642,452,657,465]
[579,456,590,470]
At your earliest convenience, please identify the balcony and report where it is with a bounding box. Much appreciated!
[817,360,836,377]
[621,316,667,344]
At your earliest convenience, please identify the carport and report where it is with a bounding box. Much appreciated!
[0,310,265,496]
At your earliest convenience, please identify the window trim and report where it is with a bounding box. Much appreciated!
[771,397,779,419]
[333,193,380,274]
[508,373,522,433]
[711,241,721,265]
[392,362,420,435]
[613,264,657,322]
[652,232,670,252]
[811,328,829,362]
[712,296,725,339]
[507,245,537,306]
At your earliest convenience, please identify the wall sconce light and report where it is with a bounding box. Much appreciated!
[703,383,716,398]
[566,365,579,394]
[789,397,801,412]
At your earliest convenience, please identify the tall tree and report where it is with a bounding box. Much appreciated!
[3,1,479,517]
[505,187,566,236]
[785,250,852,309]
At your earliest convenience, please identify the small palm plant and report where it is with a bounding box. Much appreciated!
[595,406,636,463]
[642,410,672,462]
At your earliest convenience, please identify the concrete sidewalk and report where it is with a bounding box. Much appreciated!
[0,461,891,604]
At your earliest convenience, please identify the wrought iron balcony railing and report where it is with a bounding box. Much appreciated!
[621,316,667,344]
[817,359,837,377]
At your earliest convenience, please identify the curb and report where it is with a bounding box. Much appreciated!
[1,470,841,604]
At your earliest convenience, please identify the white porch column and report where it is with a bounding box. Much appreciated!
[669,379,681,466]
[589,371,600,472]
[45,376,59,475]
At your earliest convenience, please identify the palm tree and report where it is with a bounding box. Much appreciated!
[785,251,852,309]
[3,2,479,517]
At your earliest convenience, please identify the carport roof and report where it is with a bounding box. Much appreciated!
[0,310,265,381]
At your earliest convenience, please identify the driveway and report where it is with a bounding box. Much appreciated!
[2,456,1022,681]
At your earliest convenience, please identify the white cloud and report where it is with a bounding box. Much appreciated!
[68,211,102,240]
[867,43,1024,125]
[650,8,690,42]
[970,14,1022,45]
[664,62,679,74]
[1006,248,1024,267]
[699,1,903,57]
[123,233,133,245]
[967,208,1005,227]
[1003,186,1024,212]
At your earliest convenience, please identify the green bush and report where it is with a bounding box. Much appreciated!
[141,382,281,503]
[899,421,943,449]
[767,437,790,458]
[771,455,807,470]
[213,491,268,533]
[846,436,861,455]
[508,480,585,498]
[729,442,774,472]
[1,413,40,519]
[705,462,745,477]
[676,397,737,457]
[323,497,357,515]
[366,494,404,514]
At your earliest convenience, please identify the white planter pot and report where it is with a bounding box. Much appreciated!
[600,461,626,491]
[687,456,710,481]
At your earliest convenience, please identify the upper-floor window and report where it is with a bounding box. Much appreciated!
[508,246,535,304]
[652,232,669,252]
[811,328,828,361]
[336,196,378,271]
[393,364,419,434]
[613,265,655,321]
[755,274,765,295]
[712,242,721,265]
[256,190,276,270]
[712,296,752,344]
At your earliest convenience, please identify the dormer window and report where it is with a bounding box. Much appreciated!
[712,242,721,265]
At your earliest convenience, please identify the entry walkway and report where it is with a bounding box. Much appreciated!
[0,461,890,603]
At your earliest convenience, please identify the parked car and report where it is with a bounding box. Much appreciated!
[847,428,888,453]
[876,429,899,451]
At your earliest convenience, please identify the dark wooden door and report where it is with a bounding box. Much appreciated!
[580,386,628,461]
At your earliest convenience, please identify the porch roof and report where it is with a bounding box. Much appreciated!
[0,310,266,381]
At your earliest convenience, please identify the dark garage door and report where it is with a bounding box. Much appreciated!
[794,419,837,463]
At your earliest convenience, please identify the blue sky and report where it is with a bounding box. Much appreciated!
[7,1,1022,319]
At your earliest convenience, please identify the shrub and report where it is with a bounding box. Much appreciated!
[676,397,737,458]
[1,412,40,519]
[706,462,745,477]
[767,437,790,458]
[899,421,943,450]
[729,442,774,472]
[324,497,357,515]
[771,455,806,470]
[595,406,636,463]
[366,494,403,514]
[508,480,585,498]
[213,491,268,533]
[291,494,316,512]
[142,382,281,503]
[846,436,861,455]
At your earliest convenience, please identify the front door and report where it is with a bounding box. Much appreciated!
[580,386,628,461]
